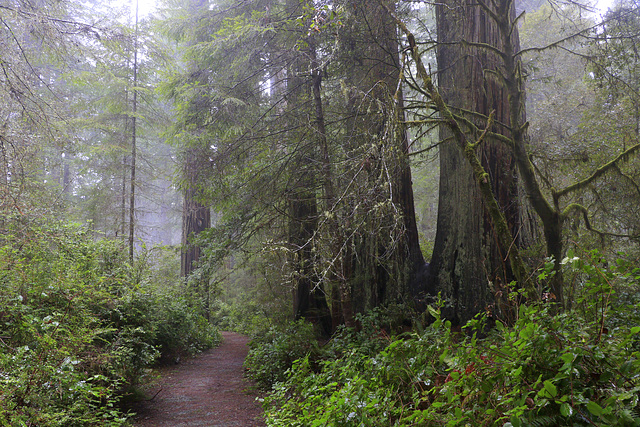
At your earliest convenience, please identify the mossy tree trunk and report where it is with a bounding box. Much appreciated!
[339,0,425,316]
[428,0,536,324]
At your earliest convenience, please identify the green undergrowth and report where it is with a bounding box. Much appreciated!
[244,319,321,389]
[0,216,220,426]
[248,253,640,426]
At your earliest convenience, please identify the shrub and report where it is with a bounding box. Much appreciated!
[244,319,320,390]
[0,217,220,425]
[263,255,640,426]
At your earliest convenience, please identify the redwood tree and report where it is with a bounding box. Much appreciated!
[428,0,536,324]
[335,0,425,315]
[176,0,212,280]
[180,149,212,278]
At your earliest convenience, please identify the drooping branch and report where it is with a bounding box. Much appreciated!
[614,163,640,197]
[563,202,639,239]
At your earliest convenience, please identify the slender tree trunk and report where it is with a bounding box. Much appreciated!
[286,18,332,334]
[393,50,426,299]
[121,154,127,240]
[128,0,139,262]
[120,57,130,241]
[305,38,352,331]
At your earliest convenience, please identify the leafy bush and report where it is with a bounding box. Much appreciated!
[263,255,640,426]
[245,304,418,393]
[0,217,220,425]
[244,320,320,390]
[210,293,273,335]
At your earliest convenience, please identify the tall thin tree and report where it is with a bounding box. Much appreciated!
[179,0,211,280]
[128,0,139,261]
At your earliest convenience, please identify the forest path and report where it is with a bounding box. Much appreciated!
[133,331,265,427]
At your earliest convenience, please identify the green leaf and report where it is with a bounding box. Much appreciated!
[560,352,575,364]
[560,402,573,417]
[454,407,463,420]
[427,305,440,319]
[538,380,557,398]
[586,401,603,417]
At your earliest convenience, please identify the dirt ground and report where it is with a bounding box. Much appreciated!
[133,331,266,427]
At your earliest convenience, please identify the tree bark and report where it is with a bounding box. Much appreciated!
[340,0,425,314]
[429,0,535,324]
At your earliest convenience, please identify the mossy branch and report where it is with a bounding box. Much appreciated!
[561,203,590,226]
[470,110,495,149]
[460,39,508,61]
[555,143,640,200]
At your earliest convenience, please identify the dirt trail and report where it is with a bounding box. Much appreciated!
[134,331,265,427]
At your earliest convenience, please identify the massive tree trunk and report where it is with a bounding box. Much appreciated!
[340,0,425,314]
[429,0,535,324]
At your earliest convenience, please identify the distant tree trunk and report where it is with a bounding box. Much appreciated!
[180,151,211,278]
[128,0,139,262]
[429,0,535,324]
[62,158,70,194]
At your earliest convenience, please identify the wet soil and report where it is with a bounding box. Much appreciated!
[133,331,265,427]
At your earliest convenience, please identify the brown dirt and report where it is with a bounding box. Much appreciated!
[133,331,266,427]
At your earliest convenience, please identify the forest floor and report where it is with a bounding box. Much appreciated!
[133,331,265,427]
